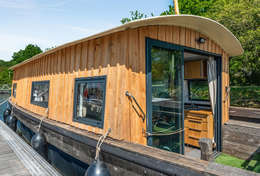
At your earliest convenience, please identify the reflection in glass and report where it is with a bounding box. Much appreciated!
[188,80,209,101]
[76,80,105,123]
[31,81,49,107]
[151,46,183,153]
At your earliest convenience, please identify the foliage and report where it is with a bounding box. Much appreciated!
[11,44,42,65]
[230,86,260,108]
[189,80,209,101]
[206,0,260,86]
[45,46,56,51]
[160,5,175,16]
[0,67,11,86]
[0,44,42,87]
[121,10,154,24]
[161,0,215,16]
[215,153,260,173]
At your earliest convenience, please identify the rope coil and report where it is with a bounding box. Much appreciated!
[95,128,111,161]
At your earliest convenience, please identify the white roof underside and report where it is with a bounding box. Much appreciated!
[10,15,243,70]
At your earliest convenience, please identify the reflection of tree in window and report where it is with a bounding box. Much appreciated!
[76,81,104,120]
[189,80,209,101]
[151,47,181,99]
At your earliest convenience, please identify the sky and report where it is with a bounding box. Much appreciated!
[0,0,172,61]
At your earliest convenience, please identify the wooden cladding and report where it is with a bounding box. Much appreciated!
[11,25,230,145]
[184,60,207,79]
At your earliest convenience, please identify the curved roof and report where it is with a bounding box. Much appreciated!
[11,15,243,70]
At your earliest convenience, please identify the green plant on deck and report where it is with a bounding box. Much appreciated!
[215,153,260,173]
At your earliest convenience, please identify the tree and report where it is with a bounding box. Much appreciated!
[0,44,43,87]
[45,46,56,51]
[11,44,42,65]
[121,10,153,24]
[206,0,260,85]
[161,0,215,16]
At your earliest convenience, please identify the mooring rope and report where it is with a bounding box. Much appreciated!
[10,102,16,116]
[95,128,111,161]
[37,108,48,132]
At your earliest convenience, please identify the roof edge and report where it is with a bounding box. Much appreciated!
[10,15,243,70]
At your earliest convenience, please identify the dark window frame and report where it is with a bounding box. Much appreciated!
[12,83,17,98]
[73,76,107,129]
[187,79,210,102]
[30,80,50,108]
[146,37,223,153]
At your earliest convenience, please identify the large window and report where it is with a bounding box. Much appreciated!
[13,83,17,98]
[188,79,209,101]
[148,43,183,154]
[73,76,106,128]
[31,81,50,108]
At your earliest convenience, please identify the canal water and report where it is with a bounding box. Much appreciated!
[0,99,89,176]
[0,93,10,103]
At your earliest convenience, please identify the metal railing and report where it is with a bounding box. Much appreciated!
[125,91,146,121]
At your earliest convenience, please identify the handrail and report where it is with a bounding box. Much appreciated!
[125,91,145,121]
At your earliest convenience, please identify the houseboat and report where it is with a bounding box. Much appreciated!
[9,15,243,175]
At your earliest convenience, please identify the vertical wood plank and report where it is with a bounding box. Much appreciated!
[158,26,166,42]
[172,26,180,45]
[179,27,186,46]
[185,28,191,48]
[148,26,158,40]
[190,29,196,48]
[103,35,112,136]
[165,26,173,44]
[128,28,141,143]
[138,27,148,145]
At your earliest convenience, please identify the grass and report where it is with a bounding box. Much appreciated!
[215,153,260,173]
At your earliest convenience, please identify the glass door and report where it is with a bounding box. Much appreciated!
[146,39,184,154]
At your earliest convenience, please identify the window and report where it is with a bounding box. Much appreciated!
[31,81,50,108]
[13,83,17,98]
[73,76,106,128]
[188,79,209,101]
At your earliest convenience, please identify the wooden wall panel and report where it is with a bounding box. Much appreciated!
[222,52,230,124]
[12,25,230,145]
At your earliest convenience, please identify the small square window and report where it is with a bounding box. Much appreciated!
[188,79,209,101]
[73,76,107,128]
[31,81,49,108]
[12,83,17,98]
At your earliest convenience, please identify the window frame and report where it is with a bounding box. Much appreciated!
[30,80,50,108]
[12,83,17,98]
[187,79,210,102]
[73,76,107,129]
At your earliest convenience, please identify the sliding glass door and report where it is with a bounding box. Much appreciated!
[146,38,184,154]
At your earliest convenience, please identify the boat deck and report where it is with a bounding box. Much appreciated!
[0,100,61,176]
[0,126,30,176]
